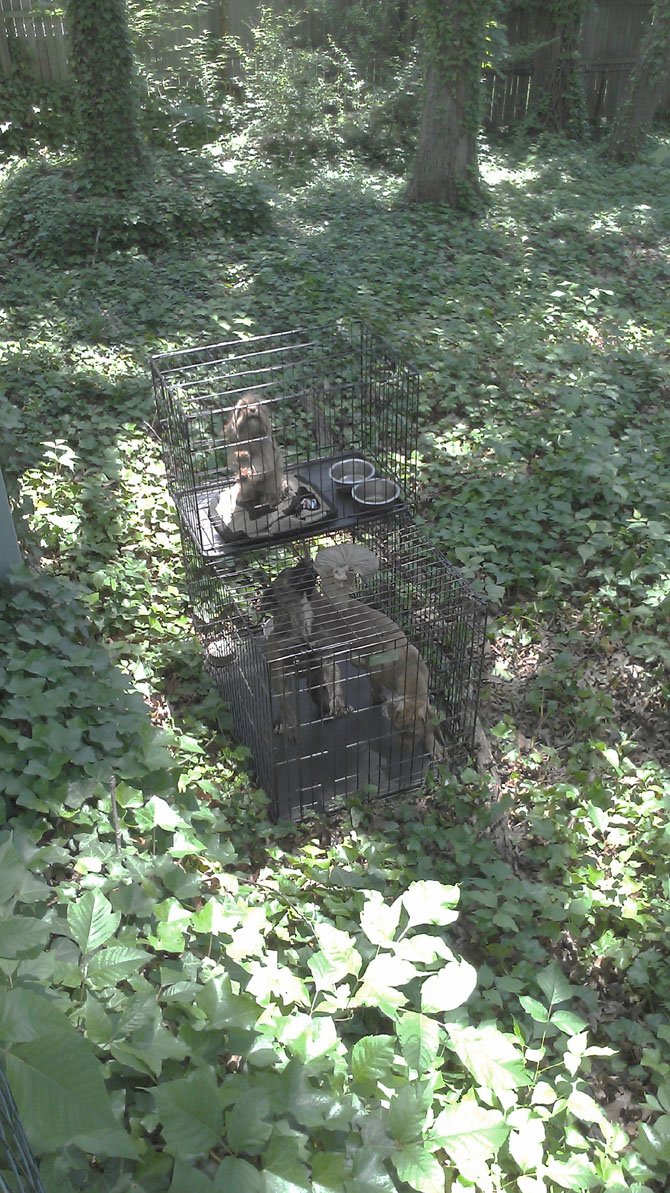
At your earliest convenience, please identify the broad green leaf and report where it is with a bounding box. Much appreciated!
[154,1068,222,1159]
[421,959,477,1013]
[170,1159,215,1192]
[391,1143,445,1193]
[629,1111,670,1159]
[508,1115,545,1171]
[213,1157,263,1193]
[545,1154,599,1189]
[445,1023,531,1093]
[225,1090,272,1155]
[6,1031,135,1156]
[68,889,120,953]
[246,953,309,1007]
[0,836,29,903]
[360,890,402,946]
[429,1102,509,1181]
[567,1089,607,1126]
[308,921,361,988]
[552,1010,588,1036]
[351,1035,396,1089]
[519,995,549,1023]
[277,1012,338,1063]
[84,993,115,1046]
[86,945,152,988]
[0,989,72,1044]
[192,896,242,937]
[402,881,460,929]
[197,974,260,1029]
[536,962,572,1008]
[263,1132,311,1192]
[0,915,50,959]
[361,953,417,991]
[393,934,453,965]
[312,1151,347,1193]
[350,1146,397,1193]
[388,1085,427,1143]
[397,1012,442,1073]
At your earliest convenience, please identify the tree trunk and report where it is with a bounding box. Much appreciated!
[607,0,670,162]
[406,0,490,208]
[67,0,146,195]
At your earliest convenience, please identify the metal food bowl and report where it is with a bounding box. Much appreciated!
[351,478,401,506]
[329,458,375,487]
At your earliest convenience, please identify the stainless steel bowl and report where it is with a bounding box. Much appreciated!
[351,478,401,506]
[329,458,375,487]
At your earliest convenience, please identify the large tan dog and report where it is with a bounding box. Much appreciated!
[263,559,443,758]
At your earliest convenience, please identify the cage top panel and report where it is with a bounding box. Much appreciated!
[150,320,420,406]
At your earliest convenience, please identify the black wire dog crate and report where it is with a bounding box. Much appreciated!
[151,322,419,558]
[180,518,486,821]
[0,1064,45,1193]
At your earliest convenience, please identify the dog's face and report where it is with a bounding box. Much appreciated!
[227,395,266,442]
[385,695,429,737]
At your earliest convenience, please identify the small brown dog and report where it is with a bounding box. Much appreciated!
[225,394,287,510]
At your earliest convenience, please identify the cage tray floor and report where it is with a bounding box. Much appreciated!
[211,656,432,821]
[177,456,406,558]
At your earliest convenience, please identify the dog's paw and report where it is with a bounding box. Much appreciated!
[273,718,298,742]
[328,695,351,719]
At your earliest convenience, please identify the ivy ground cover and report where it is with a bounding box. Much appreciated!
[0,136,669,1192]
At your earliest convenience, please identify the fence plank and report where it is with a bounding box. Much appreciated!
[0,0,666,123]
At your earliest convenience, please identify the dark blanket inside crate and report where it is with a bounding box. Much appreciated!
[209,473,335,543]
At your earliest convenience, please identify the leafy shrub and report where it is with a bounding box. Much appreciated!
[0,35,76,159]
[0,152,271,264]
[0,571,175,820]
[230,6,420,168]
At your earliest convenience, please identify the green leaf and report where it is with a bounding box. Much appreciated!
[351,1035,396,1090]
[519,995,549,1023]
[421,959,477,1013]
[312,1152,347,1193]
[6,1031,136,1157]
[0,915,50,959]
[391,1143,444,1193]
[170,1159,215,1192]
[508,1113,545,1171]
[552,1010,588,1036]
[213,1157,263,1193]
[0,836,29,903]
[263,1133,311,1192]
[225,1090,272,1155]
[402,881,460,929]
[445,1023,531,1093]
[536,962,572,1007]
[154,1068,222,1159]
[86,944,152,988]
[567,1089,606,1126]
[68,889,120,953]
[636,1113,670,1165]
[397,1012,442,1073]
[388,1085,427,1144]
[360,890,402,946]
[308,921,361,988]
[196,974,260,1029]
[545,1154,599,1189]
[393,934,453,965]
[429,1101,509,1181]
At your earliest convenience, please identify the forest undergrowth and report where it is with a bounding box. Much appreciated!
[0,134,669,1193]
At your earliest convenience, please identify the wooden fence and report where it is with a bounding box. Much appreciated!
[2,0,669,125]
[485,0,670,127]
